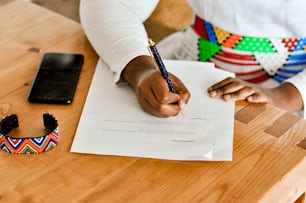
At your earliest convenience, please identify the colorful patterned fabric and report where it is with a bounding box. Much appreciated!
[193,16,306,83]
[0,114,60,154]
[0,127,60,154]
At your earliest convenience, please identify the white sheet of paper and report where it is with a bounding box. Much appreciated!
[71,60,235,161]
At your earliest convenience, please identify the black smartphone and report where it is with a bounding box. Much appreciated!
[28,52,84,104]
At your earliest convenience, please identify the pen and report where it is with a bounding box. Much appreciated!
[148,39,185,115]
[148,38,177,93]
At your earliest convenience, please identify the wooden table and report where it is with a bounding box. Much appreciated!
[1,1,306,202]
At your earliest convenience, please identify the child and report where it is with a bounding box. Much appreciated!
[80,0,305,118]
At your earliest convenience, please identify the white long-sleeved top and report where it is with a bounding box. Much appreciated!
[80,0,306,118]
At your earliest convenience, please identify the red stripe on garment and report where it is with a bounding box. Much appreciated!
[214,55,258,66]
[235,69,264,76]
[193,16,208,40]
[214,63,264,76]
[246,74,269,83]
[218,50,254,60]
[214,64,269,83]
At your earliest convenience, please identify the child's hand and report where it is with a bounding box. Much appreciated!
[123,56,190,117]
[207,77,272,103]
[136,71,190,117]
[207,77,303,113]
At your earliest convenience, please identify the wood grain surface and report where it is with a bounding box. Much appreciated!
[0,1,305,203]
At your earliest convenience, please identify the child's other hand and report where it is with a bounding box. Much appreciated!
[207,77,303,113]
[207,77,272,104]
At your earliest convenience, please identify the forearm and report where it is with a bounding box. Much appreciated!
[79,0,159,82]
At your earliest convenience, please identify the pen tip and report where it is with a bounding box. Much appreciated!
[148,38,155,46]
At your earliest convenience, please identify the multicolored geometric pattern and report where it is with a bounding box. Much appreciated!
[0,126,59,154]
[193,15,306,83]
[0,114,60,154]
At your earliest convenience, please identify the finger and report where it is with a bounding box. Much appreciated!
[223,86,255,101]
[137,81,181,116]
[170,73,191,105]
[208,77,235,91]
[138,95,180,117]
[152,83,180,104]
[176,90,190,113]
[209,80,245,98]
[147,73,180,104]
[246,92,270,103]
[137,73,182,116]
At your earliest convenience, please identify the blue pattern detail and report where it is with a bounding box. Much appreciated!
[293,38,306,51]
[204,21,217,44]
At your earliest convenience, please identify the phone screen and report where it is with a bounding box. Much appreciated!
[28,52,84,104]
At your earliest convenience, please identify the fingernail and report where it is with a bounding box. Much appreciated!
[210,90,217,97]
[180,102,186,116]
[180,102,186,110]
[247,96,253,101]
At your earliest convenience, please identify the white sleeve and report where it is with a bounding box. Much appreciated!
[80,0,159,82]
[285,69,306,119]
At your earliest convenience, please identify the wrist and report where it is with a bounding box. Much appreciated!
[122,55,158,89]
[270,83,303,112]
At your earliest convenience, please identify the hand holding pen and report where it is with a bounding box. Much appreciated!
[121,40,190,117]
[123,55,190,117]
[148,38,189,115]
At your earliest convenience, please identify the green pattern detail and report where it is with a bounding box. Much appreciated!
[20,145,38,154]
[198,38,221,61]
[44,142,56,151]
[234,37,276,53]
